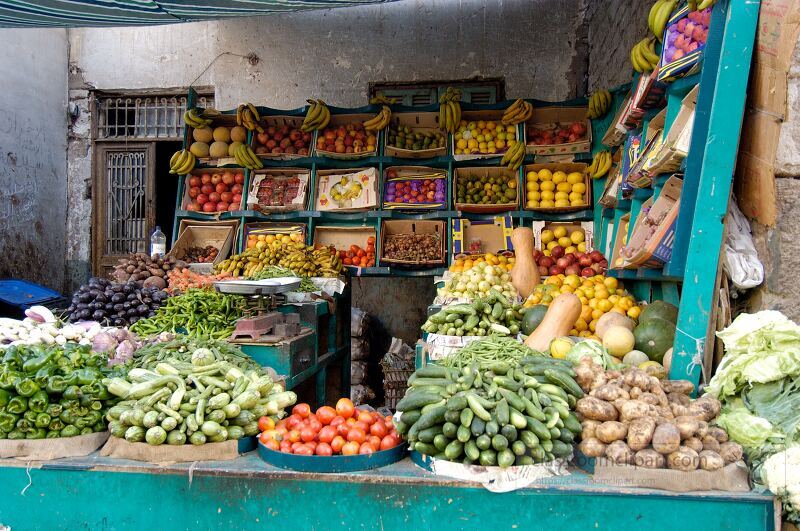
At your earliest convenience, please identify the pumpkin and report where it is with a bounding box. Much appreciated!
[639,301,678,324]
[603,325,636,357]
[596,312,635,339]
[521,305,548,335]
[509,227,540,299]
[633,317,675,362]
[524,293,582,352]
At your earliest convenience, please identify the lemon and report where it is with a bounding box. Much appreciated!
[552,171,567,184]
[555,191,569,201]
[541,190,555,201]
[556,182,572,193]
[565,245,576,254]
[567,172,583,184]
[454,148,463,155]
[555,199,570,208]
[526,171,539,183]
[541,199,555,208]
[467,139,478,149]
[528,191,541,201]
[541,230,554,244]
[478,142,488,151]
[456,139,468,150]
[577,242,586,252]
[477,120,486,129]
[553,226,567,238]
[486,121,496,130]
[572,182,587,194]
[488,146,497,154]
[546,240,558,251]
[527,200,540,208]
[570,231,585,244]
[570,199,584,207]
[506,125,516,133]
[558,236,571,247]
[476,134,485,143]
[568,191,583,202]
[540,181,555,192]
[495,139,506,150]
[526,181,539,192]
[538,169,553,181]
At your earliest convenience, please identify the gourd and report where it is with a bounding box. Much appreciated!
[639,301,678,324]
[595,312,635,339]
[509,227,539,299]
[524,293,581,352]
[633,317,676,362]
[521,305,548,335]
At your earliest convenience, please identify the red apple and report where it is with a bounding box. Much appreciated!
[532,249,543,261]
[599,259,609,268]
[581,267,594,277]
[273,132,284,142]
[556,257,571,270]
[551,245,565,258]
[538,265,549,276]
[228,202,239,212]
[196,194,208,205]
[216,202,229,211]
[565,265,581,276]
[266,140,277,149]
[188,176,201,187]
[188,187,200,199]
[549,265,564,276]
[234,172,245,184]
[257,133,268,145]
[289,130,301,142]
[231,183,243,194]
[232,193,242,204]
[208,192,221,203]
[220,192,233,203]
[200,174,212,185]
[579,255,593,267]
[222,173,235,186]
[201,184,214,195]
[589,250,604,263]
[215,183,228,194]
[202,202,216,213]
[280,138,291,149]
[540,256,555,268]
[211,174,222,185]
[266,126,277,136]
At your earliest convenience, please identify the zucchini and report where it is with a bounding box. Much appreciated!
[400,409,422,426]
[475,434,491,450]
[478,449,497,466]
[456,425,471,443]
[460,407,474,428]
[442,422,458,439]
[465,439,480,461]
[497,448,515,468]
[414,442,438,455]
[418,425,443,443]
[511,440,527,456]
[544,369,584,398]
[470,417,486,437]
[519,430,539,449]
[395,392,443,412]
[500,424,517,442]
[446,395,468,411]
[433,434,450,452]
[444,440,464,461]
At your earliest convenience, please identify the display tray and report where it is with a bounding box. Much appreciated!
[213,277,301,295]
[257,440,407,472]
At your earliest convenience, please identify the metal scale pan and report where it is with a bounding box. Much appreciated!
[213,277,302,296]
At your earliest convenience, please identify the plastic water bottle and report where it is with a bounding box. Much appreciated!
[150,226,166,258]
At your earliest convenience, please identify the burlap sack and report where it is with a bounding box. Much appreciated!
[0,432,109,461]
[100,436,240,465]
[593,460,751,492]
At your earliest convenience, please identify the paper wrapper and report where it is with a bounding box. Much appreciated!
[100,436,240,465]
[0,431,109,461]
[284,278,346,303]
[593,460,751,492]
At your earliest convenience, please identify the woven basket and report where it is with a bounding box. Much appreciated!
[382,366,414,385]
[384,385,408,410]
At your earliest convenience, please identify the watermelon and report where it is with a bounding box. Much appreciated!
[633,317,675,363]
[521,305,548,336]
[639,301,678,324]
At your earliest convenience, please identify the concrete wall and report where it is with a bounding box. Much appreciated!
[586,0,650,91]
[0,28,69,293]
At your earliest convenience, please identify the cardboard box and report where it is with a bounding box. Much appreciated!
[622,176,683,268]
[244,222,307,249]
[602,91,645,147]
[182,169,246,216]
[168,223,237,274]
[382,166,448,210]
[249,115,315,159]
[523,162,592,213]
[186,113,240,167]
[625,110,668,189]
[451,216,514,258]
[380,220,446,267]
[532,221,594,252]
[644,85,699,177]
[451,110,517,161]
[524,107,591,155]
[657,5,710,82]
[246,168,310,213]
[315,114,379,160]
[313,225,376,268]
[315,168,378,212]
[608,213,632,270]
[384,112,447,159]
[453,167,519,214]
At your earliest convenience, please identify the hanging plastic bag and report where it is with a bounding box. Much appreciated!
[723,199,764,289]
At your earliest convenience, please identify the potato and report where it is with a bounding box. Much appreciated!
[596,421,629,443]
[653,389,670,407]
[719,442,744,464]
[606,370,622,381]
[574,364,598,392]
[576,397,618,421]
[667,447,700,471]
[699,450,725,471]
[662,380,695,395]
[634,449,666,469]
[581,419,601,441]
[619,400,651,422]
[628,386,642,399]
[639,392,659,405]
[578,437,607,458]
[683,436,704,453]
[688,397,722,422]
[668,392,691,406]
[674,416,700,440]
[670,403,691,418]
[647,376,662,393]
[707,426,729,443]
[622,370,651,390]
[702,435,721,453]
[656,405,675,420]
[696,421,709,439]
[605,440,635,465]
[591,384,630,402]
[652,423,681,454]
[627,417,657,451]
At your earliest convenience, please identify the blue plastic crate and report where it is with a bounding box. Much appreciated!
[0,279,66,319]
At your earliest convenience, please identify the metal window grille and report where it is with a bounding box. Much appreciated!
[96,95,214,140]
[104,150,148,255]
[371,80,503,107]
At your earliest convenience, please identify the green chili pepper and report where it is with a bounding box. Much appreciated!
[34,413,51,429]
[14,378,40,397]
[60,425,79,437]
[63,385,81,401]
[7,395,27,414]
[0,388,10,409]
[45,403,63,418]
[22,349,57,374]
[46,375,67,394]
[45,430,60,439]
[0,412,18,432]
[26,428,46,439]
[67,368,102,386]
[7,430,25,440]
[0,369,22,390]
[28,390,48,413]
[48,419,64,432]
[15,418,32,433]
[2,346,22,367]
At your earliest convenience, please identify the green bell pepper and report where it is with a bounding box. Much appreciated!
[63,385,81,401]
[26,428,47,439]
[23,410,38,423]
[28,390,48,413]
[7,395,27,414]
[0,369,22,390]
[80,427,93,435]
[0,388,10,409]
[15,418,32,433]
[48,418,64,432]
[35,365,58,381]
[92,422,105,432]
[84,410,102,426]
[59,409,78,425]
[45,403,63,419]
[34,413,51,429]
[0,412,18,432]
[60,425,79,437]
[14,378,40,397]
[44,375,66,395]
[66,368,102,386]
[73,416,90,430]
[7,430,25,440]
[45,430,60,439]
[2,346,22,367]
[22,348,57,374]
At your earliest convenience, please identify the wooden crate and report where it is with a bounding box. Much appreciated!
[250,115,315,160]
[247,168,311,213]
[315,114,379,160]
[523,106,591,155]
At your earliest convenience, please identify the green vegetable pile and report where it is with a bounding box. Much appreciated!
[132,337,262,372]
[248,265,317,292]
[105,348,297,445]
[421,289,524,337]
[0,343,122,440]
[395,355,583,468]
[441,336,540,369]
[130,289,245,339]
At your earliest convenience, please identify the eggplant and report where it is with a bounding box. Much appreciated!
[113,303,124,312]
[78,309,91,320]
[113,318,125,327]
[126,308,137,317]
[123,302,131,310]
[111,293,125,303]
[129,316,139,324]
[127,293,138,302]
[141,297,151,305]
[92,310,105,321]
[94,293,107,303]
[136,304,149,315]
[78,293,92,303]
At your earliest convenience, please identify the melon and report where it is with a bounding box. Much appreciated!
[189,141,209,158]
[602,325,635,357]
[521,305,548,336]
[209,141,230,159]
[639,301,678,324]
[230,126,248,143]
[633,317,675,362]
[596,312,635,339]
[213,126,231,142]
[623,349,649,366]
[228,141,244,156]
[192,126,213,143]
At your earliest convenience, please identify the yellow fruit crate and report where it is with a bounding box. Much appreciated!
[522,162,592,213]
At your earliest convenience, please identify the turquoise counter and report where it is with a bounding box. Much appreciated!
[0,452,777,530]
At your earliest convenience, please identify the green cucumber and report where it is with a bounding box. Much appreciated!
[414,442,438,455]
[498,388,526,412]
[456,425,471,443]
[444,409,461,424]
[520,395,546,422]
[400,409,421,425]
[444,440,464,461]
[549,427,561,440]
[485,419,499,437]
[408,405,447,440]
[394,420,409,435]
[509,408,528,430]
[551,439,572,458]
[442,422,458,439]
[500,424,517,442]
[559,429,575,444]
[470,417,486,437]
[475,434,491,450]
[446,395,468,411]
[395,392,443,412]
[414,365,452,379]
[511,440,527,456]
[497,448,515,468]
[433,434,450,452]
[544,369,584,398]
[460,407,474,428]
[526,416,551,440]
[466,393,491,421]
[515,455,534,466]
[491,434,509,452]
[418,425,443,443]
[421,399,447,414]
[465,439,480,461]
[496,398,510,426]
[519,430,539,449]
[493,376,521,392]
[564,413,582,435]
[531,445,546,462]
[478,449,497,466]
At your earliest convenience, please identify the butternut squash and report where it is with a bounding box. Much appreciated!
[509,227,539,299]
[524,292,582,352]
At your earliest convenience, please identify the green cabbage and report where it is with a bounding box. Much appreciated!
[566,340,621,369]
[715,399,783,450]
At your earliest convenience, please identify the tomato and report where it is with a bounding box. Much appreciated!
[352,421,369,433]
[275,425,288,436]
[341,441,360,456]
[291,441,304,452]
[367,435,382,449]
[369,421,388,439]
[331,436,346,454]
[336,423,351,437]
[380,434,399,450]
[317,425,336,444]
[300,427,316,443]
[346,428,366,444]
[359,444,376,455]
[304,441,317,452]
[329,416,346,428]
[258,432,271,445]
[287,430,301,443]
[357,411,374,425]
[258,416,275,432]
[336,398,356,419]
[265,439,280,451]
[316,406,336,425]
[316,442,333,456]
[279,441,292,453]
[292,403,311,418]
[307,417,322,433]
[367,236,376,245]
[293,445,313,456]
[286,414,303,430]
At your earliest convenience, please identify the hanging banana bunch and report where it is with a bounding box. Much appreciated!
[501,99,533,125]
[300,99,331,132]
[648,0,678,41]
[587,150,613,179]
[363,105,392,132]
[233,143,263,170]
[438,87,462,134]
[630,37,661,74]
[500,140,526,172]
[169,149,196,175]
[369,93,399,106]
[688,0,716,11]
[586,89,612,120]
[183,108,214,128]
[236,103,264,133]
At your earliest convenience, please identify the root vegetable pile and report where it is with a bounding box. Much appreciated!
[111,253,185,289]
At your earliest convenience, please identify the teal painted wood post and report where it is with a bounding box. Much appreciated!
[670,0,760,384]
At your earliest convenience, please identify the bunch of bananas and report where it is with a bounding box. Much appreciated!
[215,242,342,278]
[364,105,391,131]
[236,103,264,133]
[232,143,263,170]
[439,87,462,134]
[500,140,526,172]
[631,37,661,73]
[301,99,331,132]
[649,0,679,40]
[169,149,196,175]
[369,93,398,105]
[688,0,716,11]
[281,246,343,278]
[586,89,613,119]
[501,99,533,125]
[587,150,613,179]
[183,108,216,128]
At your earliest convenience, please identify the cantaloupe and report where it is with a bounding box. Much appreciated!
[596,312,635,339]
[602,325,635,357]
[192,126,213,143]
[189,142,209,158]
[213,127,231,143]
[209,141,229,159]
[230,126,248,143]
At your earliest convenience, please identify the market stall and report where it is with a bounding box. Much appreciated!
[1,0,794,529]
